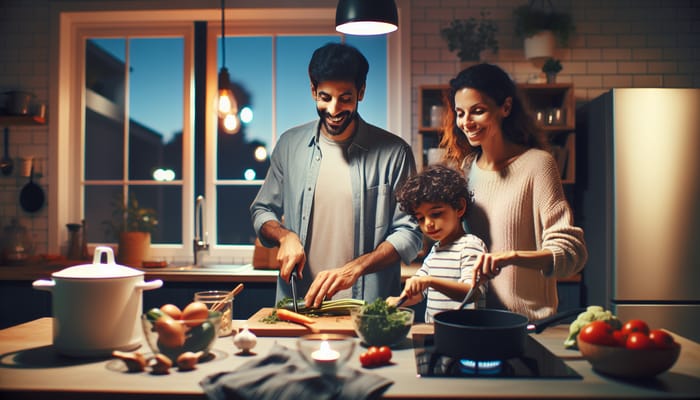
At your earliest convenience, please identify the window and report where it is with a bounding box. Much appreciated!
[56,6,409,264]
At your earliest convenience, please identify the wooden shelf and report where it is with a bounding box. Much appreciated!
[0,115,46,126]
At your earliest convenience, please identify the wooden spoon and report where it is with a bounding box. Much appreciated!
[211,283,244,312]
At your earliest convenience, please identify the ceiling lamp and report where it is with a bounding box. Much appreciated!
[217,0,240,134]
[335,0,399,36]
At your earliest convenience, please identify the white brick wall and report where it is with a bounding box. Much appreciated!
[1,0,698,255]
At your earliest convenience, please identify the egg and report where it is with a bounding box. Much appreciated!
[182,301,210,326]
[154,317,186,347]
[160,303,183,320]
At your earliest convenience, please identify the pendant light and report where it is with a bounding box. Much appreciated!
[217,0,240,133]
[335,0,398,36]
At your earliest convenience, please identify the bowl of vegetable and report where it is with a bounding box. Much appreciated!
[141,302,222,362]
[577,318,681,378]
[350,299,414,348]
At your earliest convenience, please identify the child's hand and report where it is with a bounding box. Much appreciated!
[385,295,401,307]
[403,276,430,297]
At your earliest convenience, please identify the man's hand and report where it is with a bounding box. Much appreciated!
[277,232,306,282]
[304,263,360,308]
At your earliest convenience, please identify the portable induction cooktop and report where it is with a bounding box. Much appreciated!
[413,334,582,379]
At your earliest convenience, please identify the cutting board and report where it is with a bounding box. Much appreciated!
[242,308,357,337]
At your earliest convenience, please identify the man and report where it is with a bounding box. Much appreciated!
[250,42,422,308]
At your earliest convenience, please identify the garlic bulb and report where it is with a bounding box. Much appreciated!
[233,325,257,353]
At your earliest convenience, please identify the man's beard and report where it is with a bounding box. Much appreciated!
[317,108,357,137]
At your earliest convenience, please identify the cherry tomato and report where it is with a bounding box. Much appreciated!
[626,332,653,350]
[621,319,650,336]
[612,330,628,347]
[377,346,392,364]
[579,320,616,346]
[648,329,675,349]
[359,345,392,367]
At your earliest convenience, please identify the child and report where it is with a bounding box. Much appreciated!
[387,164,487,322]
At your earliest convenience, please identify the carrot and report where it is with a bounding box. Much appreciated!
[276,308,316,325]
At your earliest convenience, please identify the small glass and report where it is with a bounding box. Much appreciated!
[194,290,233,337]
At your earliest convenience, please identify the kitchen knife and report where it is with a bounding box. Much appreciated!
[290,266,299,313]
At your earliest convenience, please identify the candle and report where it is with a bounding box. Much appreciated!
[311,340,340,362]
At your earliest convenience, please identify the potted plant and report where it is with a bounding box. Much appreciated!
[440,10,499,63]
[513,4,575,59]
[104,192,158,267]
[542,58,562,83]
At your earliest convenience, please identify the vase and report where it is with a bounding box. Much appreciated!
[117,231,151,267]
[546,73,557,84]
[524,30,555,60]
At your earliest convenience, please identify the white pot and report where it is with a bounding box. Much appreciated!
[33,246,162,357]
[524,30,555,60]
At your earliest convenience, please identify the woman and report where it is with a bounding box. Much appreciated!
[439,63,587,320]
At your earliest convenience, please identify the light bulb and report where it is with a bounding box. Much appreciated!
[223,112,240,134]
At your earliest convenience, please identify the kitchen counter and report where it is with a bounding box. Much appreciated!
[1,318,698,399]
[0,261,420,283]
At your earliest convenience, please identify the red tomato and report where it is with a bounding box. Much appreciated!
[626,332,653,350]
[359,346,392,367]
[377,346,392,364]
[579,320,616,346]
[612,330,628,347]
[648,329,675,349]
[621,319,650,336]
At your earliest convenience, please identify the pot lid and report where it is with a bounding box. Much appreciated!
[52,246,144,279]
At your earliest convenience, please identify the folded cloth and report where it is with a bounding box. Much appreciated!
[200,343,393,400]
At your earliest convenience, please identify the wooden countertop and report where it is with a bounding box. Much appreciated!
[1,318,698,399]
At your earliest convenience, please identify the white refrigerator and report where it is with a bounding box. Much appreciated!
[579,88,700,342]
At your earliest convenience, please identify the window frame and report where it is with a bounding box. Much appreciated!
[52,4,411,264]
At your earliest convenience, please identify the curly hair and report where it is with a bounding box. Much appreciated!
[438,63,548,167]
[396,164,469,216]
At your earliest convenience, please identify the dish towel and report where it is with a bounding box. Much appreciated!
[200,343,393,400]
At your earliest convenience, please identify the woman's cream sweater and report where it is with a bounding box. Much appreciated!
[463,148,587,320]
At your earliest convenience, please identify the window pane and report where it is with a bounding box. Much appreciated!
[216,186,259,245]
[219,36,272,181]
[128,38,184,181]
[275,36,338,136]
[131,185,182,244]
[85,39,126,180]
[85,185,122,243]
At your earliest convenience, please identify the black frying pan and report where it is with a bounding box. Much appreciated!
[19,165,45,213]
[433,307,584,360]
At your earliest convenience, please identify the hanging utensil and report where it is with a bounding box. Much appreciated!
[1,127,14,176]
[19,164,45,213]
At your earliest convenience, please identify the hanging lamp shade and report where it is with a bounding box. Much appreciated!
[217,0,240,134]
[335,0,398,36]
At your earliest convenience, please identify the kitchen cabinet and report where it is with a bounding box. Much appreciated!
[416,84,576,184]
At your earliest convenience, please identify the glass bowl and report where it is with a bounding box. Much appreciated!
[141,310,222,361]
[578,334,681,378]
[297,333,356,376]
[350,306,414,348]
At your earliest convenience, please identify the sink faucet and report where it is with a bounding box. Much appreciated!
[193,195,209,266]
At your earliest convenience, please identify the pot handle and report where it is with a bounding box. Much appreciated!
[32,279,55,292]
[93,246,116,265]
[527,307,585,334]
[135,279,163,292]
